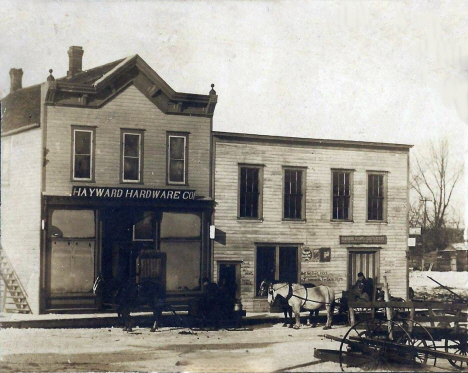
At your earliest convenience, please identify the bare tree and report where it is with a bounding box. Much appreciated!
[411,139,463,229]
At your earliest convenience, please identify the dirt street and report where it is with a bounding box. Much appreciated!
[0,323,353,372]
[0,320,459,373]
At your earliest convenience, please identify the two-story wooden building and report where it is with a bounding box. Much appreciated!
[2,46,411,314]
[1,47,217,313]
[212,133,411,311]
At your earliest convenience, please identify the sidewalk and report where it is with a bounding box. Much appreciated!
[0,310,291,329]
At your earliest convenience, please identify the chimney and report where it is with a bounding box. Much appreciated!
[9,68,23,92]
[67,46,84,77]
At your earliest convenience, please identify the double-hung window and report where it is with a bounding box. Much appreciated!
[367,172,387,221]
[72,126,95,181]
[121,130,143,183]
[283,168,305,220]
[332,170,353,220]
[167,133,188,185]
[239,165,263,219]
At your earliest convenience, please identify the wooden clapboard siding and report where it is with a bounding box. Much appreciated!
[45,85,211,197]
[213,137,409,312]
[1,128,42,314]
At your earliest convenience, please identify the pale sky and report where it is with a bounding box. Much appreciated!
[1,0,467,227]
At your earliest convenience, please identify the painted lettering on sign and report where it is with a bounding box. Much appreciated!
[301,270,344,283]
[340,235,387,245]
[72,186,196,200]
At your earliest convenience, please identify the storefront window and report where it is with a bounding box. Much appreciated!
[160,241,201,291]
[160,212,201,238]
[256,245,298,296]
[49,209,95,238]
[160,212,202,291]
[48,209,96,294]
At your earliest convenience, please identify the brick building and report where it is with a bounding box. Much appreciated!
[1,46,411,314]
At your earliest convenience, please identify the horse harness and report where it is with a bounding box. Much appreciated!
[271,283,333,306]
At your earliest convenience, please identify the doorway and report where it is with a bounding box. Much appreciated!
[218,262,241,299]
[348,249,380,289]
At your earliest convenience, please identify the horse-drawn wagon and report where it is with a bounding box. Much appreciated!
[315,276,468,371]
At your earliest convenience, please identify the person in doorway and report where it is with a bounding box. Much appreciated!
[351,272,373,301]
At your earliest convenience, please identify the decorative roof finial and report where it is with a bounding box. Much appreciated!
[47,69,55,82]
[209,83,216,95]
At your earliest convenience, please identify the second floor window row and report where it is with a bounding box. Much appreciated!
[71,128,188,185]
[238,167,387,222]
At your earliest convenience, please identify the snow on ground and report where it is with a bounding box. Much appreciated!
[410,271,468,301]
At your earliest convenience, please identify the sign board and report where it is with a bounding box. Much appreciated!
[301,248,312,261]
[340,235,387,245]
[409,227,422,236]
[408,238,416,247]
[72,186,196,201]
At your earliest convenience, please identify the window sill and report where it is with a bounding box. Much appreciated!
[282,219,306,223]
[366,220,388,224]
[330,220,354,223]
[120,181,144,185]
[71,179,95,183]
[237,218,264,223]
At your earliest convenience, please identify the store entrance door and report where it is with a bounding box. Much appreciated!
[101,207,157,304]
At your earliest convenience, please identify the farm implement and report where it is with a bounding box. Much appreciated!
[315,276,468,371]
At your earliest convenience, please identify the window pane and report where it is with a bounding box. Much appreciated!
[256,246,275,295]
[124,158,139,181]
[124,134,140,157]
[170,137,185,159]
[75,131,91,155]
[333,171,351,220]
[279,247,298,283]
[160,241,200,291]
[74,155,91,179]
[134,211,154,241]
[239,167,260,218]
[169,160,184,182]
[160,212,201,238]
[284,170,303,219]
[50,209,95,238]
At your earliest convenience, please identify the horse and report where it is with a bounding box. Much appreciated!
[267,282,335,329]
[93,275,165,332]
[259,280,293,327]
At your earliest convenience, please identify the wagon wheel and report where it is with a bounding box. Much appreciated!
[445,330,468,369]
[395,319,437,367]
[339,318,428,371]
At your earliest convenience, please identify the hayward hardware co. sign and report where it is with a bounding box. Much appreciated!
[72,186,196,200]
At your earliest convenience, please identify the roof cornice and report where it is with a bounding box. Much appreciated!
[45,55,217,117]
[213,131,413,151]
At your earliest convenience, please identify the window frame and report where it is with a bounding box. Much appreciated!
[282,166,306,221]
[255,244,300,298]
[167,132,189,186]
[331,169,354,222]
[366,171,388,223]
[71,125,96,182]
[238,164,264,220]
[120,129,144,184]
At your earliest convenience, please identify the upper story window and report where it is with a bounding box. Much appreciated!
[72,126,95,181]
[167,133,188,185]
[368,172,387,221]
[239,165,263,219]
[121,130,143,183]
[283,168,306,220]
[332,170,353,220]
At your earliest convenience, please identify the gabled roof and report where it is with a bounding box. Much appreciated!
[1,84,41,135]
[57,58,125,85]
[1,54,217,135]
[46,54,217,117]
